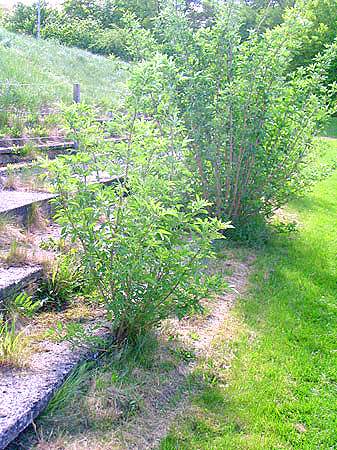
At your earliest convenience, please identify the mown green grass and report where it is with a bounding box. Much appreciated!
[0,28,128,113]
[160,140,337,449]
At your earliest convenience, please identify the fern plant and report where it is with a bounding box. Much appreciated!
[11,292,41,318]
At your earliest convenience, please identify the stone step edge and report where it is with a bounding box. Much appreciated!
[0,329,110,450]
[0,266,43,306]
[0,196,55,227]
[0,175,121,226]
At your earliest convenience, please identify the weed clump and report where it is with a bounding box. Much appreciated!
[0,317,28,367]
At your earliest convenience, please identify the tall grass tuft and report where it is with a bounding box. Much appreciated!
[0,317,28,366]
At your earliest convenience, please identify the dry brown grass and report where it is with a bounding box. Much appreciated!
[1,165,49,193]
[2,240,30,265]
[0,217,58,268]
[0,240,54,268]
[0,220,29,246]
[27,203,49,232]
[0,318,31,368]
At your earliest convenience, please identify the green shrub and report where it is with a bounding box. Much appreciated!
[42,16,102,51]
[130,3,335,229]
[41,12,155,60]
[38,253,85,310]
[4,1,53,35]
[45,105,229,341]
[92,14,156,60]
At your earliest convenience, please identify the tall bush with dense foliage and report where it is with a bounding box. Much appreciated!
[4,2,54,35]
[4,0,164,59]
[46,105,228,341]
[130,3,334,231]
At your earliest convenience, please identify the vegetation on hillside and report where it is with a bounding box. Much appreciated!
[5,0,337,70]
[0,27,127,135]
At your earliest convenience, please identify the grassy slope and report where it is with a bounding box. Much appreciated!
[0,28,127,112]
[161,138,337,449]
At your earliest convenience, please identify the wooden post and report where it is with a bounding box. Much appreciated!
[37,0,41,39]
[73,83,80,150]
[73,83,81,104]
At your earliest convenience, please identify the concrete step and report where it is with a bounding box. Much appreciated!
[0,326,109,450]
[0,191,55,227]
[0,143,73,167]
[0,265,43,307]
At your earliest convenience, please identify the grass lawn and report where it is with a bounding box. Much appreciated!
[160,140,337,449]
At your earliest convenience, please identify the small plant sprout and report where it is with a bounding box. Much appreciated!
[4,240,29,266]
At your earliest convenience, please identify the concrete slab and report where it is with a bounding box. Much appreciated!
[0,340,90,450]
[0,191,55,214]
[0,191,56,226]
[0,265,43,304]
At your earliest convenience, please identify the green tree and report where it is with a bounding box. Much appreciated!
[5,1,53,35]
[285,0,337,68]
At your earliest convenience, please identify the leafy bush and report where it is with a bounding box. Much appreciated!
[130,3,334,230]
[42,13,155,60]
[43,10,156,60]
[91,14,156,60]
[284,0,337,70]
[42,17,102,52]
[4,1,52,36]
[45,105,228,341]
[278,0,337,104]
